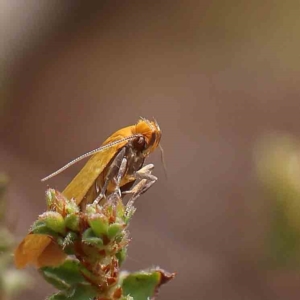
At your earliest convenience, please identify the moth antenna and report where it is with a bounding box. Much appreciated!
[41,134,142,182]
[152,117,161,131]
[144,117,155,130]
[159,143,168,179]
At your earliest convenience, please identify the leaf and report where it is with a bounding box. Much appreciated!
[31,220,60,237]
[121,268,175,300]
[47,284,98,300]
[41,258,87,290]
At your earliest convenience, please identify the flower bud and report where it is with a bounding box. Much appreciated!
[107,224,124,240]
[38,212,65,235]
[65,214,80,232]
[88,214,109,237]
[82,228,104,248]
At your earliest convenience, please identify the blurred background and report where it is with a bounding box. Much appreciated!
[1,1,300,299]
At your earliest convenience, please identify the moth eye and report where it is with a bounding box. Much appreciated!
[147,132,156,149]
[134,136,146,150]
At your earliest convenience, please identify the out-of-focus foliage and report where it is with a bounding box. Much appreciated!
[255,134,300,268]
[121,269,175,300]
[0,175,33,300]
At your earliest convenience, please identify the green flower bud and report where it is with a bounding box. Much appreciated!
[45,189,57,208]
[88,214,108,237]
[82,228,104,248]
[85,204,97,214]
[115,198,125,218]
[124,206,136,224]
[65,214,80,231]
[65,200,80,215]
[39,212,65,234]
[107,223,124,240]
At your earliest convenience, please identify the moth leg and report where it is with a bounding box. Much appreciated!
[115,156,128,189]
[125,178,156,199]
[109,156,128,199]
[135,164,157,182]
[106,189,122,204]
[93,147,127,204]
[123,164,157,200]
[124,175,157,216]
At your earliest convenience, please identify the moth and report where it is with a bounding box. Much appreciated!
[14,118,162,268]
[43,117,161,208]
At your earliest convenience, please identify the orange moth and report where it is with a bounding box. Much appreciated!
[14,118,162,268]
[60,117,161,208]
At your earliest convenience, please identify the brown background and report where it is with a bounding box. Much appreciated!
[1,1,300,299]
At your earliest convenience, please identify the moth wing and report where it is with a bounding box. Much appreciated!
[62,131,132,205]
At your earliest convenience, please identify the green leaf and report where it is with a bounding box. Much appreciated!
[41,259,87,290]
[121,269,175,300]
[47,284,98,300]
[31,220,59,237]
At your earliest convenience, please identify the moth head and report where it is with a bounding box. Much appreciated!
[135,117,162,157]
